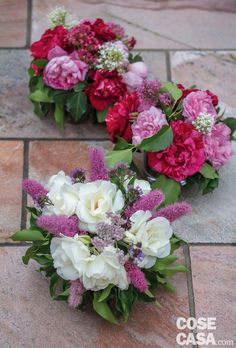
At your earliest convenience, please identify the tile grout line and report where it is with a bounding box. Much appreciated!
[26,0,33,48]
[183,243,199,348]
[0,137,111,142]
[165,51,172,81]
[20,141,29,230]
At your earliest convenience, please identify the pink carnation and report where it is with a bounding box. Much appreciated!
[132,106,167,144]
[183,91,217,123]
[204,123,233,169]
[43,54,88,90]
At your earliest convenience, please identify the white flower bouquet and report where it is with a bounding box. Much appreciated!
[11,148,190,323]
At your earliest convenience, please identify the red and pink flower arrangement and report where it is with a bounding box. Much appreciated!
[28,7,145,128]
[106,81,235,200]
[11,148,190,323]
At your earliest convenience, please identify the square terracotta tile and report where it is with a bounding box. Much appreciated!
[190,246,236,346]
[0,246,189,347]
[0,0,27,47]
[0,141,23,241]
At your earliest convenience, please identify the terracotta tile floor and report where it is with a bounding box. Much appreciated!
[0,1,235,347]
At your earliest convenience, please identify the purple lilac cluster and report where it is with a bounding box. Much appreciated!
[92,219,125,251]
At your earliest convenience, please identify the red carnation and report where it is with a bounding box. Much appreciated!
[30,26,68,59]
[106,92,139,142]
[86,70,127,111]
[148,120,205,182]
[177,84,218,106]
[91,18,116,43]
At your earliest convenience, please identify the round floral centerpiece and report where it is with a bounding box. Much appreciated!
[28,7,147,129]
[11,148,190,323]
[105,80,235,200]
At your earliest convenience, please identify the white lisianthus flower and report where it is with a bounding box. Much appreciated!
[133,179,151,194]
[43,171,80,216]
[82,246,129,291]
[125,210,173,268]
[76,180,124,232]
[50,235,90,281]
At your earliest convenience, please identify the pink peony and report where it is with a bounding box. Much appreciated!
[123,62,148,92]
[183,90,217,123]
[43,54,88,90]
[132,106,167,144]
[204,123,233,169]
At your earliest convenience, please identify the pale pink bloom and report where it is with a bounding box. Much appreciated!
[183,91,217,123]
[123,62,148,92]
[47,45,67,60]
[204,123,232,169]
[44,52,88,90]
[132,106,167,144]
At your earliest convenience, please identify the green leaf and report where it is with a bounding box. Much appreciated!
[29,89,52,103]
[96,109,108,123]
[160,81,182,101]
[105,148,133,168]
[66,91,87,122]
[93,293,118,324]
[98,284,113,302]
[73,81,88,92]
[32,59,48,69]
[151,175,181,205]
[54,103,64,130]
[32,101,50,118]
[11,229,45,241]
[199,163,219,179]
[22,245,37,265]
[51,90,69,105]
[159,265,188,278]
[164,282,176,292]
[222,117,236,139]
[77,235,91,245]
[53,288,70,300]
[138,125,173,152]
[152,255,178,271]
[113,138,134,151]
[49,273,61,296]
[128,52,143,63]
[144,289,155,298]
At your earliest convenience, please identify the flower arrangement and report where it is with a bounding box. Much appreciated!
[105,80,235,201]
[11,148,190,324]
[28,7,146,129]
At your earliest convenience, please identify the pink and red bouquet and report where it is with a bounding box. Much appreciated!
[106,80,235,200]
[28,7,145,128]
[11,148,190,323]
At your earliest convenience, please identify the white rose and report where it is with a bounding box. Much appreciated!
[125,210,173,268]
[50,235,90,280]
[43,171,80,216]
[76,180,124,232]
[82,246,129,291]
[133,179,151,194]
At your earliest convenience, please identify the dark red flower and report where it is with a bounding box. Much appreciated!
[86,70,127,111]
[30,26,68,59]
[91,18,116,43]
[106,92,139,142]
[177,84,218,106]
[148,120,205,182]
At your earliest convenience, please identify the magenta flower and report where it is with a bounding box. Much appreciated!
[43,53,88,90]
[36,215,79,237]
[132,106,167,145]
[68,280,84,308]
[153,201,192,222]
[183,91,217,123]
[204,123,233,169]
[125,190,164,218]
[125,261,148,293]
[22,179,48,205]
[89,147,109,181]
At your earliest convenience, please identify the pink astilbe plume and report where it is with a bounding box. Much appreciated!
[125,190,164,218]
[125,261,148,293]
[89,147,109,181]
[23,179,48,205]
[153,201,192,222]
[36,215,79,237]
[68,280,84,308]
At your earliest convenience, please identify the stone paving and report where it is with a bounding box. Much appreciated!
[0,1,236,347]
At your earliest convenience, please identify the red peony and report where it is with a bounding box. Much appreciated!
[106,92,139,142]
[86,70,127,111]
[91,18,116,43]
[148,120,205,182]
[177,84,218,106]
[30,26,68,59]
